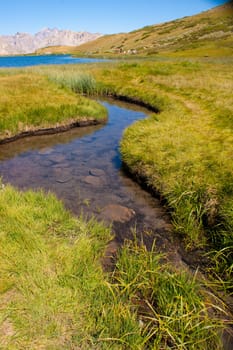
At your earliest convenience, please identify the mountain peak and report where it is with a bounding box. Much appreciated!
[0,29,102,56]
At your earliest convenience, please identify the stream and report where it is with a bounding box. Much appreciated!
[0,98,182,265]
[0,98,232,348]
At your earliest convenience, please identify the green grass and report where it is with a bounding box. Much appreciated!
[0,184,224,349]
[26,58,233,287]
[112,240,224,350]
[0,3,232,347]
[42,68,97,95]
[0,71,107,141]
[0,57,231,347]
[41,58,232,288]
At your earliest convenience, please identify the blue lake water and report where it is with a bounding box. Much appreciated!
[0,54,105,68]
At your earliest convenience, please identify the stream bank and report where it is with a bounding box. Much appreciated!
[0,97,232,348]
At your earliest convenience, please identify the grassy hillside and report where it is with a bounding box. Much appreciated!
[36,45,77,55]
[38,2,233,57]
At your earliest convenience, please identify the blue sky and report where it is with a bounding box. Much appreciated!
[0,0,228,35]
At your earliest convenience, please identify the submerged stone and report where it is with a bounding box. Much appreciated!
[49,154,66,163]
[89,168,106,177]
[101,204,135,223]
[38,148,54,155]
[83,175,105,186]
[54,168,72,183]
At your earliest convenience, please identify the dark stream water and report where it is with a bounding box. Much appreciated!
[0,99,181,264]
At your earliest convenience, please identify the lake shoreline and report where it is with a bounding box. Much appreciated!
[0,54,106,68]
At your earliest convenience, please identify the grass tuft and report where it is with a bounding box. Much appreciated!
[46,69,97,95]
[111,240,224,349]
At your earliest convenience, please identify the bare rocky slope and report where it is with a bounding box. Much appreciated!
[0,28,102,55]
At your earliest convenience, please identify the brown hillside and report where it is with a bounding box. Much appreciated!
[38,2,233,57]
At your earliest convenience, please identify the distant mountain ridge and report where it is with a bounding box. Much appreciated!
[0,28,102,56]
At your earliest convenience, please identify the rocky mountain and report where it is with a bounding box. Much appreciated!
[0,28,102,55]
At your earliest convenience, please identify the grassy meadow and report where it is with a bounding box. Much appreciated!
[0,184,225,349]
[33,58,233,288]
[0,58,232,348]
[1,3,233,346]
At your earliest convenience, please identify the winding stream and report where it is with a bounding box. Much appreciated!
[0,98,182,265]
[1,98,232,347]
